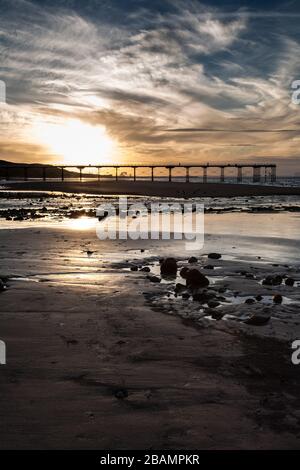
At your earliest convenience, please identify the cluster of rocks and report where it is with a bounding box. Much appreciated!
[0,208,45,221]
[157,258,227,318]
[130,254,298,327]
[262,274,295,287]
[244,294,283,305]
[0,206,97,221]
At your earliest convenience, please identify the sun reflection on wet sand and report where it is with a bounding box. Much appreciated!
[66,217,97,231]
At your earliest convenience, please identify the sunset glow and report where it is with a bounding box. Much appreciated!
[33,119,117,165]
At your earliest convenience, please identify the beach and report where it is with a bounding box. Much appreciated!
[3,180,300,198]
[0,188,300,449]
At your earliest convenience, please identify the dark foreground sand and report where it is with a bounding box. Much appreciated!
[0,224,300,449]
[3,180,300,197]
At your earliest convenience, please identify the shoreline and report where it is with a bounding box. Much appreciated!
[2,180,300,198]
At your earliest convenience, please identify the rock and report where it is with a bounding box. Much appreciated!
[0,279,5,292]
[245,273,255,279]
[245,312,271,326]
[140,266,150,272]
[188,256,198,264]
[86,250,94,256]
[208,253,222,260]
[273,275,283,285]
[160,258,177,276]
[218,287,227,294]
[256,295,263,301]
[193,292,212,303]
[182,292,190,300]
[180,267,189,279]
[130,265,138,271]
[285,278,295,287]
[262,275,283,286]
[210,310,224,320]
[245,298,256,305]
[147,275,161,283]
[114,388,128,399]
[174,283,186,294]
[203,265,214,270]
[262,276,272,286]
[207,300,220,308]
[273,294,283,304]
[186,269,209,288]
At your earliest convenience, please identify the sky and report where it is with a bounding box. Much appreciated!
[0,0,300,174]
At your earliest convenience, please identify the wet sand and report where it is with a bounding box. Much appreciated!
[3,180,300,197]
[0,214,300,449]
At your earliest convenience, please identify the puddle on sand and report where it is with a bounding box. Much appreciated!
[9,271,111,286]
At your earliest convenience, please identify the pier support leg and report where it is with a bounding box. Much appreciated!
[133,167,136,182]
[271,166,276,183]
[253,167,261,183]
[98,168,101,182]
[151,167,154,182]
[186,167,190,183]
[168,167,172,182]
[203,167,207,183]
[237,166,243,183]
[61,167,64,181]
[79,168,82,182]
[115,167,118,181]
[220,167,225,182]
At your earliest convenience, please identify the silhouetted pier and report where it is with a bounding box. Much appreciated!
[0,163,277,183]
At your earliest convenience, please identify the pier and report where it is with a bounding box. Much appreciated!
[0,163,277,183]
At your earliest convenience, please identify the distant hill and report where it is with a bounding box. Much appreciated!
[0,160,99,179]
[0,160,29,167]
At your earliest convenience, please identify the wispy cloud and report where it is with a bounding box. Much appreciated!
[0,0,300,172]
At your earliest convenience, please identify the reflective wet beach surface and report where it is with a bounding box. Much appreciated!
[1,194,300,449]
[0,202,300,341]
[1,191,300,221]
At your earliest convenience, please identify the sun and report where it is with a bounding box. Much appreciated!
[34,118,117,165]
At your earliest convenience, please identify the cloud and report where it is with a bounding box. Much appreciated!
[0,0,300,173]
